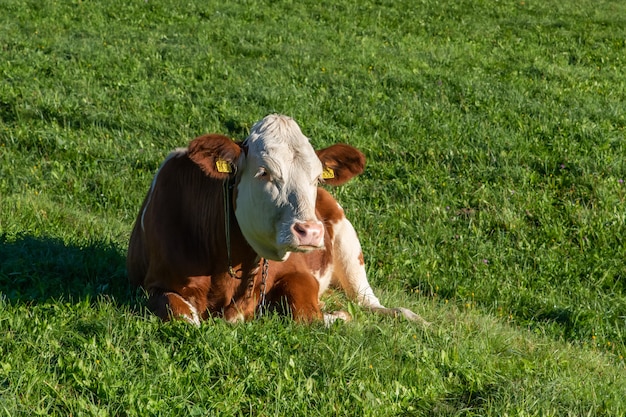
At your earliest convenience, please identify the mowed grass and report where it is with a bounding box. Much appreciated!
[1,0,625,415]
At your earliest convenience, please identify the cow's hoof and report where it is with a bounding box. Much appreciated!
[224,311,245,324]
[368,306,431,327]
[223,304,246,324]
[392,307,431,327]
[323,310,351,326]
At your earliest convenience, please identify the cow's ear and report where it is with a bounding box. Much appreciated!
[316,144,366,186]
[187,134,242,180]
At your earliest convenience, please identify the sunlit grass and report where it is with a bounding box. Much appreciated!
[1,0,625,415]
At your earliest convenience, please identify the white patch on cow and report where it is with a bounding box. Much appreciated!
[330,217,384,309]
[235,114,324,260]
[314,257,334,298]
[140,148,187,232]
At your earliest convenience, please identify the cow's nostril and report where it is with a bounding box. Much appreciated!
[293,222,308,237]
[292,221,324,247]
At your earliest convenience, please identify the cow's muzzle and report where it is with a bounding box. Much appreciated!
[291,220,324,250]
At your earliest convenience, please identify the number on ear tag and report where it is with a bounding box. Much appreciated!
[216,159,232,173]
[322,166,335,179]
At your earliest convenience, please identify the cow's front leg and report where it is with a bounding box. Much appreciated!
[331,217,429,325]
[331,217,385,308]
[148,291,201,326]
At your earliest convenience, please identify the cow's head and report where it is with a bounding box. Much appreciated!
[188,114,365,261]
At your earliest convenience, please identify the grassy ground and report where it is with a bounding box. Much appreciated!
[1,0,625,415]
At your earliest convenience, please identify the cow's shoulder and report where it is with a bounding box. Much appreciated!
[315,187,346,226]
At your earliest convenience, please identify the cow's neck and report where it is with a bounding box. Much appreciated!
[221,177,260,277]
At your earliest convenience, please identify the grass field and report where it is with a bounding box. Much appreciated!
[1,0,625,415]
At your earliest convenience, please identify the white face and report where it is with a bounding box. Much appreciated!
[235,115,325,261]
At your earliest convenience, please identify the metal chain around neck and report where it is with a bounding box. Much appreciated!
[258,258,269,316]
[222,178,238,279]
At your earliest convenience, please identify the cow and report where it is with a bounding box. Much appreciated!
[127,114,367,324]
[127,114,426,326]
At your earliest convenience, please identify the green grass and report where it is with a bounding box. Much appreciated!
[1,0,625,415]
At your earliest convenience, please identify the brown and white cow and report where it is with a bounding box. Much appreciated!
[128,114,425,325]
[128,114,366,324]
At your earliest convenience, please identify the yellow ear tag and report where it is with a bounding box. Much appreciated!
[216,159,232,173]
[322,166,335,179]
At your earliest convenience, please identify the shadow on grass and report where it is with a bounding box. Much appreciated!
[0,233,133,305]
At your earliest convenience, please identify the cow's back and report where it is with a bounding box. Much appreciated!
[127,150,229,291]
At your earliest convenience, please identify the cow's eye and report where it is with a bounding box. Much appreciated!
[255,167,270,180]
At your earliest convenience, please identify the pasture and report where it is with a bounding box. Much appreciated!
[1,0,625,415]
